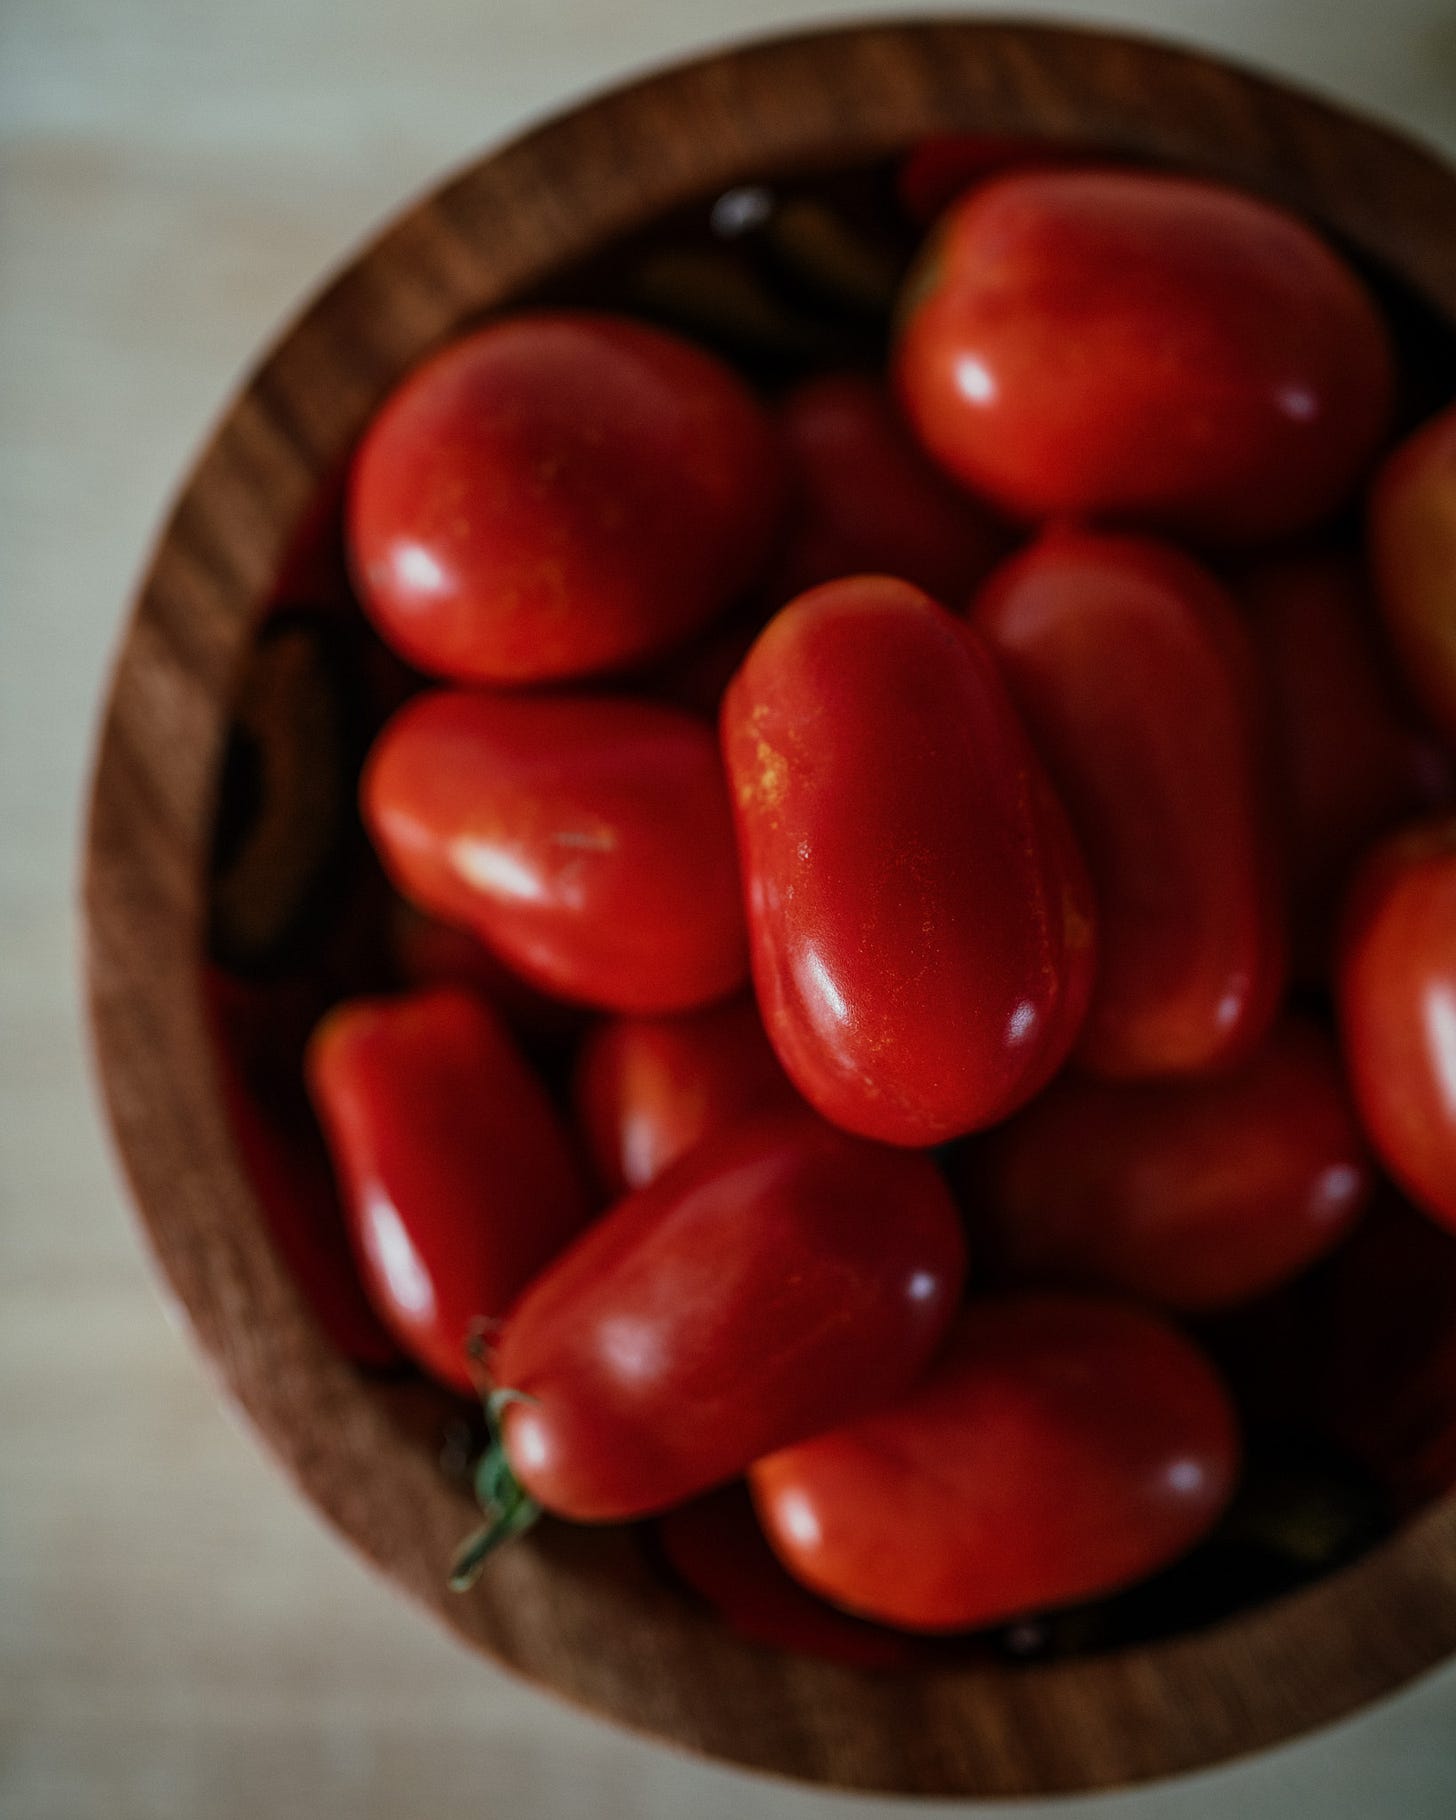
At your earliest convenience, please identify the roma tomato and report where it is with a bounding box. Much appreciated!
[971,1021,1372,1311]
[574,996,799,1195]
[721,578,1096,1146]
[1337,818,1456,1233]
[770,373,1006,603]
[895,170,1393,545]
[349,311,784,684]
[1243,552,1453,972]
[1369,400,1456,743]
[751,1296,1239,1631]
[973,530,1285,1078]
[306,987,590,1393]
[487,1111,966,1521]
[364,690,747,1014]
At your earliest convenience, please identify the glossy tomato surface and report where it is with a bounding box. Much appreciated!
[574,996,799,1194]
[721,577,1096,1145]
[972,1021,1372,1310]
[349,311,784,684]
[494,1110,967,1520]
[364,690,747,1014]
[751,1296,1239,1631]
[1337,818,1456,1233]
[974,529,1285,1078]
[896,170,1393,544]
[306,988,590,1392]
[1369,399,1456,743]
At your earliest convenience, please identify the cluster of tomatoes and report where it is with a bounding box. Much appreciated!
[221,151,1456,1653]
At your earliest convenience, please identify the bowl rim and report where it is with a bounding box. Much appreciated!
[83,15,1456,1799]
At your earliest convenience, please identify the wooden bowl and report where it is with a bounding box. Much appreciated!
[84,18,1456,1798]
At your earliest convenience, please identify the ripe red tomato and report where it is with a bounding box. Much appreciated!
[306,987,591,1392]
[363,690,748,1013]
[971,1021,1373,1311]
[973,529,1285,1078]
[349,311,784,684]
[751,1296,1239,1631]
[491,1111,967,1520]
[574,996,799,1194]
[895,170,1393,544]
[770,373,1006,603]
[1243,551,1453,973]
[721,577,1096,1146]
[1337,818,1456,1234]
[1369,399,1456,744]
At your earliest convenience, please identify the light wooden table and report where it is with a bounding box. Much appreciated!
[4,2,1456,1815]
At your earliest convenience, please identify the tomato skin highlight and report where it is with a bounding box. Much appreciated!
[751,1295,1239,1632]
[895,170,1393,545]
[348,310,784,684]
[972,1021,1373,1311]
[721,577,1096,1146]
[574,997,799,1195]
[1337,818,1456,1234]
[306,988,591,1393]
[363,690,748,1014]
[973,529,1285,1079]
[1369,400,1456,744]
[494,1110,967,1521]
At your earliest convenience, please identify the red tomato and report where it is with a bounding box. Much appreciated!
[971,1021,1372,1311]
[973,529,1285,1079]
[1369,399,1456,743]
[573,996,799,1194]
[491,1111,967,1520]
[306,987,591,1392]
[897,133,1083,225]
[751,1296,1239,1631]
[364,690,747,1014]
[1337,818,1456,1233]
[385,894,586,1042]
[895,170,1393,544]
[1243,551,1453,973]
[349,311,784,684]
[655,1483,926,1669]
[770,373,1007,603]
[721,578,1096,1145]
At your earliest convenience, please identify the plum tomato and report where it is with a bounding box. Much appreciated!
[751,1295,1240,1632]
[306,987,591,1393]
[485,1111,967,1522]
[971,1020,1373,1311]
[348,310,784,684]
[363,689,748,1014]
[1337,818,1456,1234]
[573,996,799,1195]
[895,170,1393,544]
[973,529,1285,1079]
[721,577,1096,1146]
[770,372,1007,603]
[1369,399,1456,744]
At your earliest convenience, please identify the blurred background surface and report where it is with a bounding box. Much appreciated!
[4,1,1456,1815]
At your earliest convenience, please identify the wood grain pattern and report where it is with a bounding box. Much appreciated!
[82,19,1456,1798]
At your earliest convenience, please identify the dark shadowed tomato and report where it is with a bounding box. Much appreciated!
[721,578,1096,1146]
[896,133,1085,225]
[751,1296,1239,1631]
[348,311,784,684]
[385,894,586,1043]
[654,1482,927,1669]
[973,530,1285,1079]
[971,1021,1372,1311]
[1337,818,1456,1234]
[574,996,799,1194]
[363,690,747,1014]
[486,1111,966,1521]
[769,373,1007,603]
[306,988,591,1392]
[1243,551,1453,974]
[895,170,1393,545]
[1369,399,1456,743]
